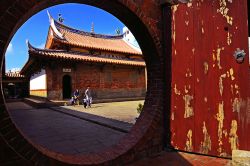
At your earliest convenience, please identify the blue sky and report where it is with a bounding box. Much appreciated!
[5,3,125,72]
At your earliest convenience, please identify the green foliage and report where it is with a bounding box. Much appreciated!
[137,103,144,114]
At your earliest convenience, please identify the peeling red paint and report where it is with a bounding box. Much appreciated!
[170,0,249,157]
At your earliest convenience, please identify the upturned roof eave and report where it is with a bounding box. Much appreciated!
[31,50,146,67]
[19,56,35,75]
[26,43,145,67]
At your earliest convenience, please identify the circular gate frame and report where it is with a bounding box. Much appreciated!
[0,1,164,165]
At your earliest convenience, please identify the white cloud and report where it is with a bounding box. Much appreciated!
[7,68,21,73]
[6,42,13,54]
[36,43,45,49]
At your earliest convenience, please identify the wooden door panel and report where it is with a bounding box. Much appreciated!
[171,4,195,152]
[170,0,249,157]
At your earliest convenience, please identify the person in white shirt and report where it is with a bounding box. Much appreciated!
[84,87,92,107]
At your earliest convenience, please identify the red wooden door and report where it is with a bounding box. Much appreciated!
[171,4,195,151]
[170,0,249,157]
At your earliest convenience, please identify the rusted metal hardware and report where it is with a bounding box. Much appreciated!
[233,48,246,64]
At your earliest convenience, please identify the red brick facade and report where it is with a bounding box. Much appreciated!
[45,62,146,101]
[21,14,146,102]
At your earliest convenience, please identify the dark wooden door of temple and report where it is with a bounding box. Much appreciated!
[62,75,71,99]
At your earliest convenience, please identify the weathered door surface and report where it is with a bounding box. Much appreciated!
[170,0,249,157]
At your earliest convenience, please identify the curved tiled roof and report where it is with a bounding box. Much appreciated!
[27,42,145,67]
[52,20,142,55]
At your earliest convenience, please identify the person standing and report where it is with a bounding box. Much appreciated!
[84,87,92,107]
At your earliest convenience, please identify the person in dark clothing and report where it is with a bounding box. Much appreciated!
[73,89,80,105]
[83,98,88,108]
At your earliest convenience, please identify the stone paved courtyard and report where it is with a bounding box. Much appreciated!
[6,100,143,155]
[62,100,144,124]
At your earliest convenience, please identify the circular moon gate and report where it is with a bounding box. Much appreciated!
[0,1,165,165]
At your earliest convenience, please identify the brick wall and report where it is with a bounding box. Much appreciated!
[46,62,146,101]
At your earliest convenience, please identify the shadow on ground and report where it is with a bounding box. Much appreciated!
[6,101,128,155]
[50,105,133,133]
[4,100,232,165]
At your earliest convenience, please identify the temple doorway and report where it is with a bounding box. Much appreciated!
[62,75,71,99]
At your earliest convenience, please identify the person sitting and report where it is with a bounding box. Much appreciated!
[73,89,80,105]
[83,97,88,108]
[70,96,75,106]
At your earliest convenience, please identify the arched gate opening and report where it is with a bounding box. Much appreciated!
[0,1,166,165]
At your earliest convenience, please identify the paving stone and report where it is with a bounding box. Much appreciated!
[6,101,127,155]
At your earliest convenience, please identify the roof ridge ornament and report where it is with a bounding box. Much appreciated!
[26,39,32,49]
[58,13,64,23]
[47,10,53,24]
[115,28,121,35]
[47,16,124,39]
[47,10,65,40]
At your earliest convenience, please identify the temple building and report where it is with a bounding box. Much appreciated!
[20,13,146,101]
[2,71,28,99]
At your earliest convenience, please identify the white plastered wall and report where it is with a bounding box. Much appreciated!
[30,69,47,90]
